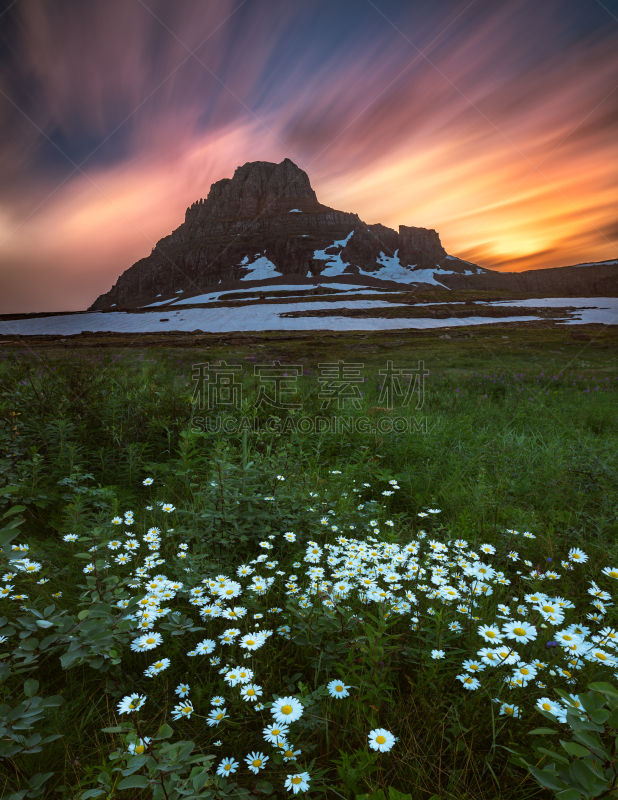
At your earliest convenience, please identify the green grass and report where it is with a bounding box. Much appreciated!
[1,329,617,799]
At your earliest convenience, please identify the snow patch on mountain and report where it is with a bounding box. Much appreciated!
[313,231,355,277]
[571,259,618,268]
[240,256,281,281]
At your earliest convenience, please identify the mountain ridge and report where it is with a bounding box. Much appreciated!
[89,158,617,310]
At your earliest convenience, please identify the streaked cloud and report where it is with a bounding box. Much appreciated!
[0,0,616,311]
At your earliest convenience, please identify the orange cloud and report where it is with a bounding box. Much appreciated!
[0,0,616,311]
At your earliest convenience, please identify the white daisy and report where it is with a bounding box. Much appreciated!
[327,680,350,698]
[502,621,537,644]
[245,751,269,774]
[117,694,146,714]
[207,708,228,727]
[171,700,194,720]
[216,758,238,777]
[271,696,304,724]
[241,684,263,703]
[368,728,397,752]
[284,772,311,794]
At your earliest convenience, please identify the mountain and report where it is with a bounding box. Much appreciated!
[89,158,617,310]
[436,258,618,294]
[88,158,489,309]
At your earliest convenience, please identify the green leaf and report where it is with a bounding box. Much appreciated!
[589,682,618,697]
[535,746,570,764]
[591,708,610,725]
[528,765,564,791]
[78,610,89,620]
[573,731,609,758]
[530,728,558,735]
[28,772,54,789]
[560,740,590,758]
[255,781,274,795]
[556,790,583,800]
[192,770,212,791]
[23,679,39,698]
[121,755,149,776]
[4,791,28,800]
[41,733,63,744]
[569,760,597,794]
[41,695,64,708]
[3,506,25,518]
[117,775,149,789]
[578,694,597,714]
[154,723,173,740]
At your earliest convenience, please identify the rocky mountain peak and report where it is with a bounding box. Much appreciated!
[186,158,322,222]
[89,157,495,310]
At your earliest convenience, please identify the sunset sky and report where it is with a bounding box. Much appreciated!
[0,0,617,312]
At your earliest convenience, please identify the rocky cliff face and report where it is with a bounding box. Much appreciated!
[89,158,618,310]
[89,159,489,309]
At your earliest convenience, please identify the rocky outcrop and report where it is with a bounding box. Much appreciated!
[89,159,489,309]
[399,226,447,269]
[89,158,618,310]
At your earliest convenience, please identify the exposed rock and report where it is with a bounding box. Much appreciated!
[89,158,618,310]
[399,225,446,268]
[89,159,487,310]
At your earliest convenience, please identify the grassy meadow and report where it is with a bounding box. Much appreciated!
[1,325,618,800]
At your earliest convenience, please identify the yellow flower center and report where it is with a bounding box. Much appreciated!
[610,571,618,578]
[285,750,294,758]
[505,707,514,715]
[135,745,145,754]
[486,631,496,638]
[247,689,255,696]
[281,705,293,715]
[513,627,526,636]
[224,764,231,771]
[336,685,343,692]
[272,729,281,736]
[521,668,530,675]
[247,640,255,646]
[542,702,551,710]
[292,777,302,785]
[376,735,386,744]
[253,759,262,767]
[596,653,607,660]
[216,713,223,720]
